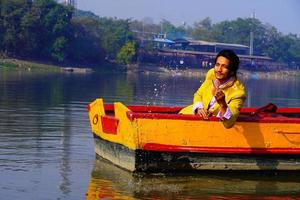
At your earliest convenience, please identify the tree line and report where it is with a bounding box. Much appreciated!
[1,0,299,67]
[0,0,135,65]
[167,17,300,64]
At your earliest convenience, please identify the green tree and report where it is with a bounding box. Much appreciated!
[20,1,43,57]
[116,41,136,64]
[100,18,134,59]
[287,34,300,62]
[188,17,300,63]
[0,0,73,61]
[69,16,104,63]
[0,0,31,56]
[160,19,187,39]
[0,1,3,51]
[36,0,73,61]
[191,17,214,41]
[51,36,67,62]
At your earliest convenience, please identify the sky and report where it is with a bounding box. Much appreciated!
[76,0,300,36]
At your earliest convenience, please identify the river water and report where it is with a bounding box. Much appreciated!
[0,67,300,199]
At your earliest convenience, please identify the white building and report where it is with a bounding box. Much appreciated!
[64,0,76,7]
[56,0,76,7]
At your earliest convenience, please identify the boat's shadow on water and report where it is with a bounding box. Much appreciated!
[86,156,300,199]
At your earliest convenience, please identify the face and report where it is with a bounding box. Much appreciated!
[214,56,231,84]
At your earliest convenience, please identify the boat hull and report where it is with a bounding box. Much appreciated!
[94,133,300,172]
[93,134,136,171]
[88,98,300,172]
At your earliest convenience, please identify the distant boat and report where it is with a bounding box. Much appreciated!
[87,98,300,172]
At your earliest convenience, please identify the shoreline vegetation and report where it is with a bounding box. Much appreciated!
[0,58,93,74]
[0,58,299,79]
[1,0,299,77]
[126,62,300,79]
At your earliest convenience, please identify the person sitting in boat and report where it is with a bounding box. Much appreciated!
[180,49,246,128]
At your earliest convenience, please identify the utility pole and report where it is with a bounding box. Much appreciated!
[64,0,76,16]
[249,10,255,56]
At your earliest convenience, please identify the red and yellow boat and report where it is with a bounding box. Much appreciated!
[87,98,300,172]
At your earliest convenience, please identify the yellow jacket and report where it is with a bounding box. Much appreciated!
[180,68,246,128]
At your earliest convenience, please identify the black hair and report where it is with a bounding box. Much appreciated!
[214,49,240,76]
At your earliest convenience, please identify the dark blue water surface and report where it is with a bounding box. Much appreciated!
[0,68,300,199]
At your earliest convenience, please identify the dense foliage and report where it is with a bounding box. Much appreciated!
[189,17,300,63]
[1,0,299,65]
[131,17,300,63]
[0,0,135,65]
[0,0,74,61]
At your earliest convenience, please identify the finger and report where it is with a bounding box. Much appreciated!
[215,91,225,101]
[198,109,209,119]
[216,90,224,96]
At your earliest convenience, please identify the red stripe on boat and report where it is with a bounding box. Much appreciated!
[126,111,220,121]
[104,104,300,114]
[277,108,300,113]
[103,104,300,123]
[127,111,300,123]
[104,104,182,113]
[101,115,118,134]
[143,143,300,154]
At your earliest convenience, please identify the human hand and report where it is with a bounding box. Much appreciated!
[196,108,209,120]
[214,89,226,107]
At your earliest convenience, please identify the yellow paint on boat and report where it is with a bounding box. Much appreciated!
[88,99,138,150]
[136,118,300,148]
[88,98,300,151]
[88,98,105,135]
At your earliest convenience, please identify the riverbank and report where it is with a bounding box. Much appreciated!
[126,63,300,79]
[1,58,299,79]
[239,69,300,79]
[0,58,60,72]
[0,58,93,73]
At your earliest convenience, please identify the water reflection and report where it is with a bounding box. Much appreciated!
[245,77,300,107]
[124,70,300,107]
[1,68,300,199]
[0,70,93,199]
[2,69,299,108]
[87,157,300,199]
